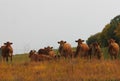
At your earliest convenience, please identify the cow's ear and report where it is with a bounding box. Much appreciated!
[64,41,66,43]
[75,40,78,42]
[44,47,47,49]
[4,43,7,45]
[58,42,60,44]
[51,47,53,49]
[10,43,13,44]
[82,40,84,42]
[98,42,100,45]
[113,39,115,42]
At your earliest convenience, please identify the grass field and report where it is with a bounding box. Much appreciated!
[0,48,120,81]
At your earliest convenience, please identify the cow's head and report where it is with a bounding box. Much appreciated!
[4,41,13,46]
[46,46,53,51]
[58,40,66,47]
[29,50,36,57]
[108,38,115,45]
[92,42,100,51]
[75,39,84,46]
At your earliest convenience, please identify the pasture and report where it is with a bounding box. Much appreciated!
[0,48,120,81]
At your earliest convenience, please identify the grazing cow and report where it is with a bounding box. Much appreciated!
[89,42,103,59]
[58,40,73,58]
[108,39,119,59]
[75,39,90,58]
[0,42,13,62]
[29,50,52,62]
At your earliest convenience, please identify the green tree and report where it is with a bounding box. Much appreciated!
[100,24,111,47]
[87,15,120,47]
[110,15,120,43]
[87,32,101,45]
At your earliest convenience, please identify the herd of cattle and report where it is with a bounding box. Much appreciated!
[0,38,119,62]
[29,38,120,62]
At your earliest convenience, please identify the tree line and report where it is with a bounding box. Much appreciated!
[87,15,120,47]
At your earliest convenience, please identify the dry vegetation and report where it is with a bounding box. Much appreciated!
[0,54,120,81]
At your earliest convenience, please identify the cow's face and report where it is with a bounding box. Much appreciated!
[75,39,84,46]
[46,46,53,51]
[93,42,100,50]
[4,42,13,46]
[108,39,115,45]
[58,40,66,47]
[29,50,36,57]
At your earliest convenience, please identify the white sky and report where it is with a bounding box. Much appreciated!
[0,0,120,54]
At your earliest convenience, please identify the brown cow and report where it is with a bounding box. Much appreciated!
[89,42,103,59]
[0,41,13,62]
[29,50,52,62]
[58,40,73,58]
[108,39,119,59]
[75,39,90,58]
[38,48,47,55]
[38,46,57,58]
[45,46,56,58]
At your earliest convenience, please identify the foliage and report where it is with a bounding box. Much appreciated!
[87,15,120,46]
[87,32,101,45]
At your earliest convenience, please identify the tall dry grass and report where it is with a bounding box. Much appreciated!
[0,56,120,81]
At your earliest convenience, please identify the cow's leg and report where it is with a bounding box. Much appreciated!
[89,52,92,59]
[64,54,67,59]
[6,56,8,62]
[2,57,5,62]
[110,55,113,60]
[97,53,101,60]
[114,54,117,59]
[10,56,12,62]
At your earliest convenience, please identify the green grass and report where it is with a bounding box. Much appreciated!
[13,53,30,63]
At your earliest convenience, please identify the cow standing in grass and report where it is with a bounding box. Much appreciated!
[58,40,73,58]
[75,39,90,59]
[89,42,103,60]
[29,50,52,62]
[108,39,119,59]
[0,41,13,62]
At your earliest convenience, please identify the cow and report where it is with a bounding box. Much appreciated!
[45,46,57,58]
[89,42,103,60]
[74,39,90,59]
[58,40,73,58]
[108,39,119,59]
[29,50,52,62]
[38,48,48,55]
[38,46,58,58]
[0,41,13,62]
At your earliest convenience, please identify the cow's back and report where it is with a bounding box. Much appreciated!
[80,43,89,52]
[63,43,72,51]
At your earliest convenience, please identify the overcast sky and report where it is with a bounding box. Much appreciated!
[0,0,120,54]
